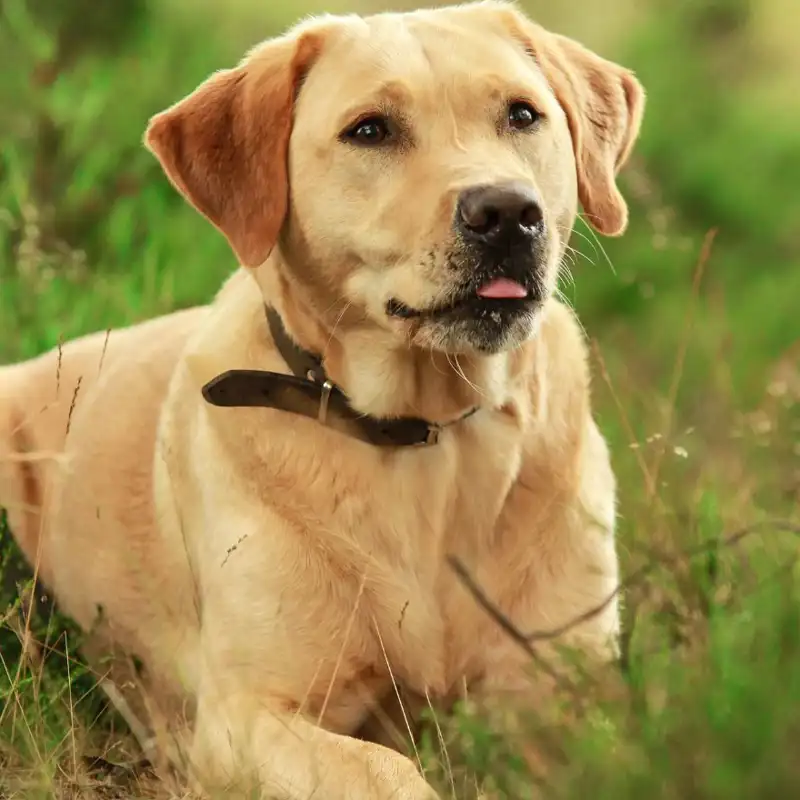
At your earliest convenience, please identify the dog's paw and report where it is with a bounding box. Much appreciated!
[353,742,440,800]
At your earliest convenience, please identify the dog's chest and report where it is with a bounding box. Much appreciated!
[332,413,526,694]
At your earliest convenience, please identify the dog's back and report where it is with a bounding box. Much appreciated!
[0,307,212,756]
[0,307,207,608]
[0,349,81,569]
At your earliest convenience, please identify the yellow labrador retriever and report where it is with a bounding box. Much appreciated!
[0,1,644,797]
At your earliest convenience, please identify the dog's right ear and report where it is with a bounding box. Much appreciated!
[145,29,325,268]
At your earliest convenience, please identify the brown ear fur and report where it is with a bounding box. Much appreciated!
[502,8,645,236]
[144,31,324,267]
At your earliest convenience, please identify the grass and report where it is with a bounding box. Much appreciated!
[1,0,798,797]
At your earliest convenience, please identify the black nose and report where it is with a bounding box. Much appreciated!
[457,182,543,243]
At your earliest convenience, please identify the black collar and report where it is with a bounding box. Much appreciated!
[201,306,478,447]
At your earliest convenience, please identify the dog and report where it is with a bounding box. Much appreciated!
[0,2,644,797]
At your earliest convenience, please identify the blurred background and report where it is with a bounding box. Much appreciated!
[1,0,799,797]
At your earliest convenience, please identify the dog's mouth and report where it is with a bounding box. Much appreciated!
[386,277,536,321]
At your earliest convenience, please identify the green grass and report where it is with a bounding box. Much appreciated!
[1,0,799,797]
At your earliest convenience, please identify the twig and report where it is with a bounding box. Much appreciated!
[446,556,574,693]
[524,519,800,643]
[448,520,800,652]
[97,328,111,377]
[647,228,717,501]
[591,341,657,497]
[64,376,82,437]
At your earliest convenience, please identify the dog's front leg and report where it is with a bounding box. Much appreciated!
[181,509,439,800]
[189,670,438,799]
[473,417,621,705]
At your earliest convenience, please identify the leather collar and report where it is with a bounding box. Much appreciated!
[201,306,478,447]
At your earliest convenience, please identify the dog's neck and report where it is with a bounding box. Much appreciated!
[260,266,536,425]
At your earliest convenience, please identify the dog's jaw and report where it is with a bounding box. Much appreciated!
[259,255,539,423]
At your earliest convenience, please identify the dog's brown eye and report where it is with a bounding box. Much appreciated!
[345,116,390,146]
[508,102,540,130]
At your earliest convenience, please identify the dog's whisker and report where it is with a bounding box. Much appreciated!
[428,345,448,378]
[562,247,578,266]
[559,224,598,269]
[563,244,594,271]
[554,285,588,344]
[557,257,577,292]
[575,215,618,276]
[566,244,592,263]
[322,300,352,362]
[565,222,600,258]
[449,353,486,399]
[553,289,587,339]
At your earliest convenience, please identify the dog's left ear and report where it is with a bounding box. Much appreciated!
[144,26,327,267]
[500,7,645,236]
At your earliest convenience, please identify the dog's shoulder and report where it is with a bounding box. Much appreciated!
[178,268,275,389]
[156,268,282,488]
[539,298,591,387]
[514,298,596,477]
[520,297,591,417]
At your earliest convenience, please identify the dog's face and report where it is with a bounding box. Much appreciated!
[146,2,644,355]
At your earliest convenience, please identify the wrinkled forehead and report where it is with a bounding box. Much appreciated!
[297,10,557,128]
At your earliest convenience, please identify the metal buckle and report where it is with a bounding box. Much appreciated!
[417,424,441,446]
[318,380,334,424]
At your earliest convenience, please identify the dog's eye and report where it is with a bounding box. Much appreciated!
[344,116,391,146]
[507,101,540,131]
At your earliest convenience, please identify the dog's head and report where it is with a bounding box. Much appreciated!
[146,1,644,356]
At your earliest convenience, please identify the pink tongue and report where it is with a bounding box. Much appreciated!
[477,278,528,299]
